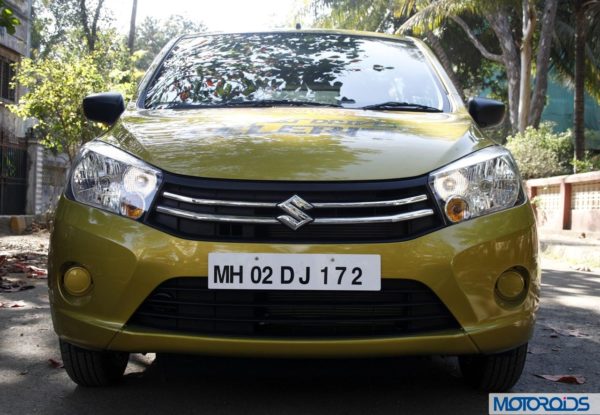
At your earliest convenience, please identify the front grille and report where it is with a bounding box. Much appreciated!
[145,174,444,243]
[127,278,461,339]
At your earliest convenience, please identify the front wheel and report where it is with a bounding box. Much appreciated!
[458,343,528,392]
[60,339,129,387]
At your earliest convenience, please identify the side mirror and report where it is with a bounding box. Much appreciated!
[83,92,125,125]
[467,97,505,128]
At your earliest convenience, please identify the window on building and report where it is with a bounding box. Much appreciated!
[0,58,16,102]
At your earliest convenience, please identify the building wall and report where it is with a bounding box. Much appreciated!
[0,0,38,215]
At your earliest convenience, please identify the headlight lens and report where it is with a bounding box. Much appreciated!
[429,146,521,223]
[70,141,161,220]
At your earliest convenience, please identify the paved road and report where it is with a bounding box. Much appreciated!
[1,267,599,415]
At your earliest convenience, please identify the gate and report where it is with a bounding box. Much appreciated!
[0,130,27,214]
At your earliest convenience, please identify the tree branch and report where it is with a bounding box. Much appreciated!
[449,15,504,63]
[529,0,559,126]
[375,9,391,32]
[521,0,537,47]
[90,0,105,51]
[78,0,92,51]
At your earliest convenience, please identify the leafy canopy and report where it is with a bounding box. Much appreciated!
[0,0,20,35]
[10,51,106,161]
[135,15,206,70]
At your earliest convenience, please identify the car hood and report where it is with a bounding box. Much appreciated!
[103,107,491,181]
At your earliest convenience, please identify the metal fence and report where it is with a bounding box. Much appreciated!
[0,141,27,214]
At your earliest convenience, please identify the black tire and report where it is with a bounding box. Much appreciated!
[60,339,129,387]
[459,343,528,392]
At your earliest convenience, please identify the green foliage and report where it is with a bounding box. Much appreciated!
[135,15,206,70]
[306,0,396,31]
[11,1,144,161]
[506,122,573,179]
[572,152,600,173]
[551,1,600,103]
[32,0,111,57]
[9,48,136,161]
[0,0,20,35]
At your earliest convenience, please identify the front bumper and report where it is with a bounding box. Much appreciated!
[49,197,539,357]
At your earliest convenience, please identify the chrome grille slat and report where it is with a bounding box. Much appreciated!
[163,192,277,208]
[155,206,279,224]
[163,191,428,209]
[156,204,434,225]
[314,209,434,224]
[147,174,444,243]
[313,194,428,208]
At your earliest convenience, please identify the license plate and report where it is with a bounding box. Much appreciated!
[208,253,381,291]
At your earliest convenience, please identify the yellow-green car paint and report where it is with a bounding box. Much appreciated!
[50,198,538,357]
[49,31,539,365]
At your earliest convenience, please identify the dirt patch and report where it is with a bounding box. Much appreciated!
[0,231,50,293]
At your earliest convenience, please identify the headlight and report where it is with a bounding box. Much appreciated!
[69,141,162,220]
[429,146,522,223]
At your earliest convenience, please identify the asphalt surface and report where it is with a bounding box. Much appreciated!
[1,259,599,414]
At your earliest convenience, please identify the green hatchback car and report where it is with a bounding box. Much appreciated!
[49,30,539,391]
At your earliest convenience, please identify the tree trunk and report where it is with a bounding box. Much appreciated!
[529,0,559,127]
[78,0,105,52]
[128,0,138,54]
[574,0,587,164]
[518,0,536,133]
[486,9,521,132]
[424,30,465,101]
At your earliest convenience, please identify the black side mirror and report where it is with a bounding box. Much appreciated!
[467,97,505,128]
[83,92,125,125]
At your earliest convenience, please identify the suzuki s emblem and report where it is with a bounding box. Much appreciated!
[277,195,314,230]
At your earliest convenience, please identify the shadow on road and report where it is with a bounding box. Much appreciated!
[57,354,487,415]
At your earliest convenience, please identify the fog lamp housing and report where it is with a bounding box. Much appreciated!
[495,269,527,303]
[63,267,92,296]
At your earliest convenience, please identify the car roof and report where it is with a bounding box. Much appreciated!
[179,28,414,44]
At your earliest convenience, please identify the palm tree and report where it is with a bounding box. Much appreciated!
[128,0,138,54]
[396,0,559,133]
[551,0,600,164]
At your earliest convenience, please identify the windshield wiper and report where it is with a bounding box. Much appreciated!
[361,101,443,112]
[164,100,342,109]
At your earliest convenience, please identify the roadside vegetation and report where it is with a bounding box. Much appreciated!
[7,0,205,161]
[506,122,600,179]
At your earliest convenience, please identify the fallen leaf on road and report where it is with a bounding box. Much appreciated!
[536,374,586,385]
[13,263,48,278]
[0,300,26,308]
[0,278,35,293]
[26,265,47,276]
[48,359,64,369]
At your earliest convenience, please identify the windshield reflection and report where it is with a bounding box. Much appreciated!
[144,33,447,111]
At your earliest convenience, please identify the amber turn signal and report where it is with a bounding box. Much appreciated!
[444,196,468,223]
[120,192,145,219]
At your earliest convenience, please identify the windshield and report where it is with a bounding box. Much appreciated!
[143,32,448,111]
